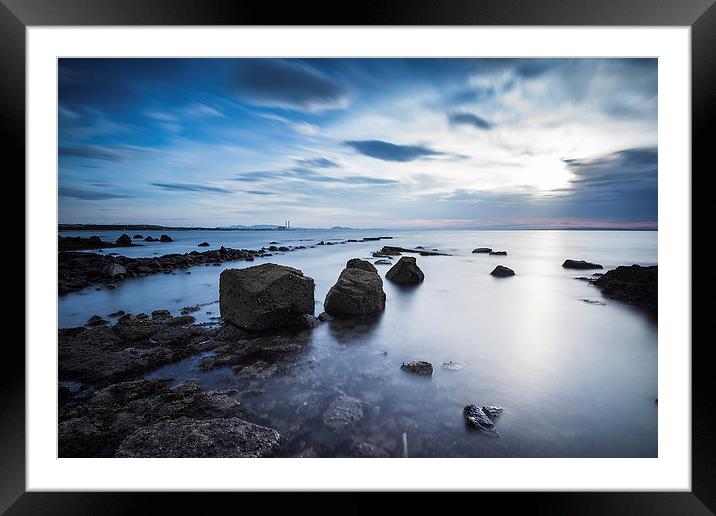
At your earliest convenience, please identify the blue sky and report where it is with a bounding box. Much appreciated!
[58,58,657,228]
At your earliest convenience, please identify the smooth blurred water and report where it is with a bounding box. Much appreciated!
[59,229,657,457]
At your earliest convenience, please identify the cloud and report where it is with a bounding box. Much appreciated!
[447,112,493,130]
[233,168,398,185]
[295,157,338,168]
[230,60,348,112]
[151,182,233,194]
[59,186,132,200]
[344,140,443,162]
[59,145,131,162]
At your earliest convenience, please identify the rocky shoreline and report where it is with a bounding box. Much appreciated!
[58,235,395,295]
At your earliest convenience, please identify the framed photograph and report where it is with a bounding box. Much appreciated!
[5,0,706,512]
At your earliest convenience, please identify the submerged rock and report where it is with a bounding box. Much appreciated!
[115,416,280,458]
[322,394,363,431]
[441,360,465,371]
[324,260,386,318]
[401,361,433,376]
[463,404,498,435]
[490,265,515,277]
[472,248,492,254]
[482,406,504,419]
[374,259,392,265]
[562,259,603,270]
[86,315,108,326]
[220,263,315,331]
[593,265,657,309]
[116,234,132,245]
[386,256,425,284]
[198,242,210,247]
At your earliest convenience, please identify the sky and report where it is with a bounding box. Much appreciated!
[58,58,657,229]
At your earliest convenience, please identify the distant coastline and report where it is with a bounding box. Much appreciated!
[59,223,657,232]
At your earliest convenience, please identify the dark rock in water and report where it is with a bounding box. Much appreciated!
[295,314,320,329]
[579,298,605,305]
[489,250,507,256]
[324,261,386,318]
[317,241,326,245]
[482,406,504,419]
[379,246,403,256]
[116,234,132,245]
[490,265,515,277]
[133,234,143,239]
[89,235,102,244]
[593,265,657,309]
[562,259,603,270]
[108,310,125,318]
[472,247,492,254]
[317,312,334,322]
[220,263,315,331]
[322,394,363,431]
[180,305,201,315]
[574,276,595,282]
[346,258,378,273]
[115,416,280,458]
[268,246,278,251]
[386,256,425,284]
[151,309,172,319]
[374,259,392,265]
[278,246,289,252]
[269,241,279,245]
[198,242,210,247]
[135,313,149,320]
[159,234,173,242]
[372,252,391,258]
[401,361,433,376]
[144,236,156,242]
[86,315,108,326]
[463,404,498,435]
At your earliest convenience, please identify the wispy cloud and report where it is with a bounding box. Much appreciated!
[447,112,493,130]
[151,183,233,194]
[59,186,132,200]
[344,140,443,162]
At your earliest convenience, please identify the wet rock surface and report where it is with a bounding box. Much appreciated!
[401,361,433,376]
[324,260,386,318]
[322,394,364,431]
[386,256,425,284]
[219,264,315,331]
[562,259,603,270]
[463,404,499,436]
[593,265,657,310]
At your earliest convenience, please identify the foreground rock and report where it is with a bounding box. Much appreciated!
[562,259,603,270]
[220,264,315,331]
[401,361,433,376]
[463,404,499,436]
[386,256,425,284]
[324,259,386,318]
[116,416,280,458]
[593,265,657,310]
[490,265,515,277]
[58,378,260,457]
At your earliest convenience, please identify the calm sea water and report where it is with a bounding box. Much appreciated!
[58,229,658,457]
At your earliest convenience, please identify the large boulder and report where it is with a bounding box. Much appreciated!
[385,256,424,284]
[593,265,657,309]
[562,259,603,270]
[324,260,386,318]
[220,263,315,331]
[116,234,132,245]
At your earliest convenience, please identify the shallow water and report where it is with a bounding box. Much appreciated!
[59,229,658,457]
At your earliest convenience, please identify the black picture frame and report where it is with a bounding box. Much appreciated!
[3,0,707,513]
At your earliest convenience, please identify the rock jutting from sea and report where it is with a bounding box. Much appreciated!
[219,263,315,331]
[323,259,386,318]
[385,256,425,284]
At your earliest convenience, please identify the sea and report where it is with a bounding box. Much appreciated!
[58,228,658,457]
